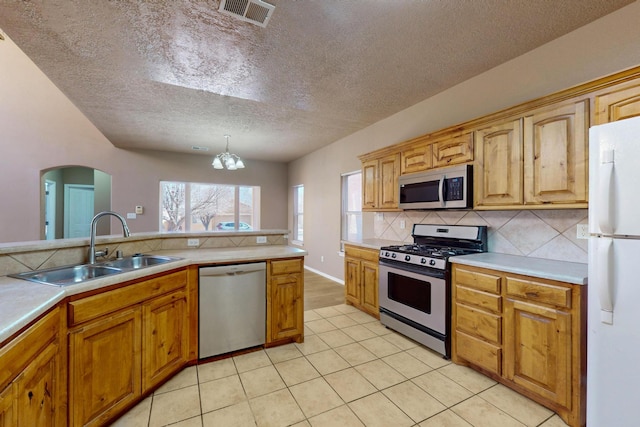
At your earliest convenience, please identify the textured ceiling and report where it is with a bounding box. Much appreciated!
[0,0,634,163]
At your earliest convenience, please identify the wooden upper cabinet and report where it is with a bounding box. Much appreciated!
[361,153,400,211]
[594,79,640,124]
[401,142,432,174]
[523,99,588,206]
[474,119,523,208]
[432,132,473,168]
[362,159,378,209]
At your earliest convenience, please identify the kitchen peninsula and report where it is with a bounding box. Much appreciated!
[0,230,306,426]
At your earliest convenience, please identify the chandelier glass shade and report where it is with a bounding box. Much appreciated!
[212,135,244,170]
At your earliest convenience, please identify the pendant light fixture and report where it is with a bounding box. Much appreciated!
[212,134,245,170]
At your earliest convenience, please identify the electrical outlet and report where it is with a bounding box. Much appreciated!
[321,256,324,262]
[576,224,589,240]
[256,236,267,244]
[399,220,406,229]
[187,238,200,247]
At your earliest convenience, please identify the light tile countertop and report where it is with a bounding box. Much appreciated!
[451,252,588,285]
[0,245,307,345]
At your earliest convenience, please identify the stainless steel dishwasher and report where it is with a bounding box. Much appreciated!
[199,262,266,359]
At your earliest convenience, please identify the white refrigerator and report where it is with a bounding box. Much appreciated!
[588,115,640,426]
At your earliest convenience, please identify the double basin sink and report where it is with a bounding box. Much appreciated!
[11,254,183,287]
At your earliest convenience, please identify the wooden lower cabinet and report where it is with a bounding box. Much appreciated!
[267,258,304,344]
[142,290,188,391]
[504,298,571,408]
[451,264,585,427]
[344,245,379,318]
[0,384,14,427]
[67,269,189,426]
[0,306,66,427]
[69,307,141,427]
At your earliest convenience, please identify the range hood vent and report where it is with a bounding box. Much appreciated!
[219,0,275,28]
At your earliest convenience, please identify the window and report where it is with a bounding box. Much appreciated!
[341,171,362,244]
[160,181,260,232]
[293,185,304,243]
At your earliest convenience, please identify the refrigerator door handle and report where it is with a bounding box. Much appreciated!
[597,237,614,325]
[598,149,615,235]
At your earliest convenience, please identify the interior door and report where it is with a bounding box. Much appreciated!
[64,184,94,238]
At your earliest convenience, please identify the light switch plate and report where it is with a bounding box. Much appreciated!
[256,236,267,244]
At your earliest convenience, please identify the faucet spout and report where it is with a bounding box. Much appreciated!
[89,211,131,264]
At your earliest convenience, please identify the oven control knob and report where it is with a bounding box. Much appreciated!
[391,253,396,258]
[429,259,436,266]
[404,255,411,261]
[420,258,427,264]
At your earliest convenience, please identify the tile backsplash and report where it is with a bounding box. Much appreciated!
[374,209,588,264]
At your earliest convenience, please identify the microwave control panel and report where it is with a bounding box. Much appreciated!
[446,177,464,201]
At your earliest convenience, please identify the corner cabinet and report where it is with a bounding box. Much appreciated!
[0,306,66,427]
[451,264,586,427]
[266,258,304,345]
[67,269,189,427]
[362,153,400,211]
[344,244,379,318]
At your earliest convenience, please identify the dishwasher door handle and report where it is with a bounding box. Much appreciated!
[200,262,266,277]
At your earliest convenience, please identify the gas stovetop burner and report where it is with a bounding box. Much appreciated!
[378,224,488,271]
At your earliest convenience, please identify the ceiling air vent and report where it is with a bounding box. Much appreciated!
[219,0,275,28]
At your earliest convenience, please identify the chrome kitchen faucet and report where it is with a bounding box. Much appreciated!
[88,211,131,264]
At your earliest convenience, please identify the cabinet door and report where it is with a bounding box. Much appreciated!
[269,272,303,342]
[344,256,361,306]
[378,154,400,209]
[503,299,571,408]
[360,260,379,316]
[69,307,141,427]
[142,290,188,392]
[15,340,60,427]
[474,119,523,207]
[362,159,378,209]
[0,385,15,427]
[432,132,473,168]
[594,80,640,124]
[401,142,432,174]
[524,100,588,205]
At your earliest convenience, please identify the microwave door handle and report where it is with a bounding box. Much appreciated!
[438,176,445,207]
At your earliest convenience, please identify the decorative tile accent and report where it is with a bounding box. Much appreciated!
[378,209,588,263]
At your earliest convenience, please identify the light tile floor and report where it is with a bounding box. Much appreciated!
[111,304,570,427]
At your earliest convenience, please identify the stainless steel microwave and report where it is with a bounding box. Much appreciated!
[399,164,473,210]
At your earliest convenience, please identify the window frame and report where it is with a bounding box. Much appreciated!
[340,170,362,251]
[159,181,260,232]
[292,184,304,245]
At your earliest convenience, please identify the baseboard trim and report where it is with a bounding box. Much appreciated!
[304,266,344,285]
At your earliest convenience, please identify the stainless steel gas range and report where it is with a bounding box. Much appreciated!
[378,224,487,358]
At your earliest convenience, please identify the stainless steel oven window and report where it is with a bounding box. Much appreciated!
[379,263,446,335]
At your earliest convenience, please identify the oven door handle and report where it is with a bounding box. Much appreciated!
[438,176,445,207]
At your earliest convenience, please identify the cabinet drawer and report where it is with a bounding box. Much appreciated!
[505,277,571,308]
[69,270,187,326]
[456,286,501,313]
[270,258,303,275]
[344,246,379,263]
[456,331,501,376]
[454,267,501,294]
[456,303,501,344]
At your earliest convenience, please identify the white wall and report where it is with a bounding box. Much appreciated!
[289,1,640,280]
[0,33,288,244]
